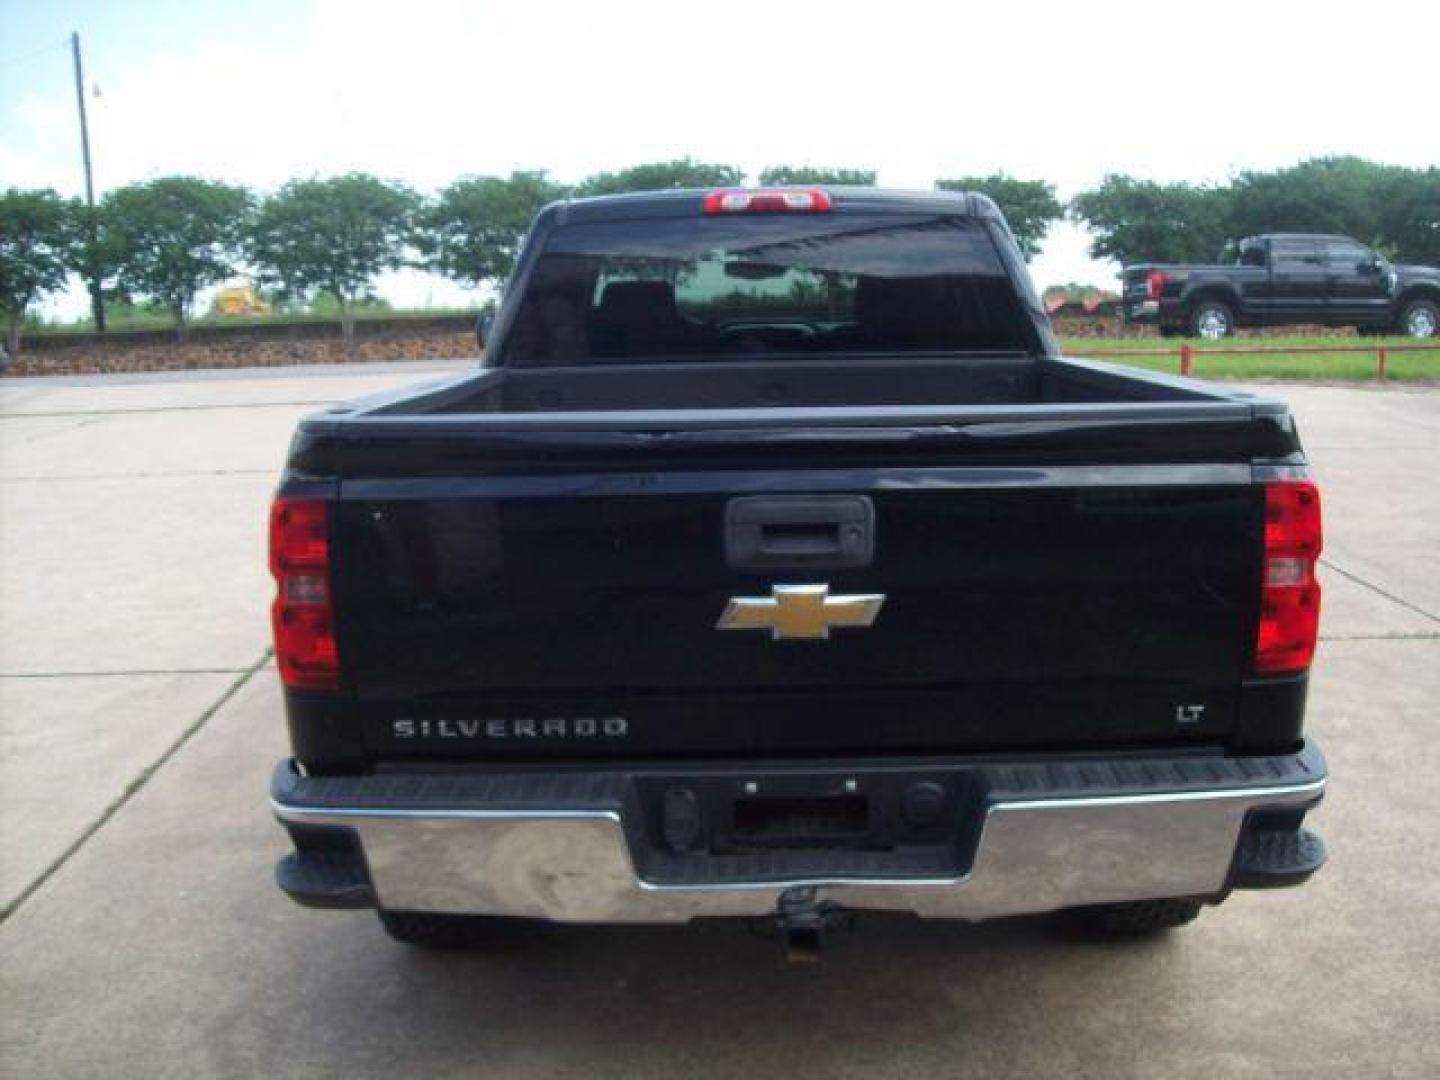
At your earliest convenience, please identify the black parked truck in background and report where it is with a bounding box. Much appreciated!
[1123,233,1440,339]
[269,187,1328,957]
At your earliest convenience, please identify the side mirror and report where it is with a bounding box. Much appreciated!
[476,312,495,351]
[1360,257,1384,275]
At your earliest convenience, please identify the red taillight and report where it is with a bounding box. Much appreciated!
[1254,480,1322,675]
[703,188,832,214]
[269,497,339,691]
[1146,271,1168,300]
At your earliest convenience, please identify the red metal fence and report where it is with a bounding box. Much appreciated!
[1072,341,1439,379]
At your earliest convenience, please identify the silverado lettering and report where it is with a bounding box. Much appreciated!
[268,186,1328,958]
[392,717,629,739]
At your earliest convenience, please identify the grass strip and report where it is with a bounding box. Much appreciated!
[1062,336,1440,381]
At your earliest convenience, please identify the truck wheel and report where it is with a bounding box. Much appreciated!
[378,910,520,949]
[1068,898,1203,936]
[1398,299,1439,338]
[1188,301,1234,340]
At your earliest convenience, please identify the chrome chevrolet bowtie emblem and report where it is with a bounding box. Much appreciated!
[717,583,885,641]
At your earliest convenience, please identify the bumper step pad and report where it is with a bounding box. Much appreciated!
[1231,826,1327,889]
[275,848,374,909]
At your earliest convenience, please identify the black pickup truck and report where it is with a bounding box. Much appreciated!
[269,187,1327,957]
[1122,233,1440,339]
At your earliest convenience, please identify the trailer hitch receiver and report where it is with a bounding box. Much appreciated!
[774,886,851,962]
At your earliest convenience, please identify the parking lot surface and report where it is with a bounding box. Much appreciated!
[2,365,1437,1078]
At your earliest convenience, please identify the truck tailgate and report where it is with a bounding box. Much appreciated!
[329,418,1266,760]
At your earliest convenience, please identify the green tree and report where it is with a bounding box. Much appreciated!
[935,173,1063,260]
[421,170,565,290]
[1226,157,1393,246]
[1378,166,1440,265]
[104,176,253,338]
[70,202,111,333]
[0,188,77,356]
[249,173,418,341]
[1069,175,1232,265]
[68,210,121,332]
[574,158,744,197]
[757,165,877,186]
[1226,157,1440,263]
[1071,158,1440,268]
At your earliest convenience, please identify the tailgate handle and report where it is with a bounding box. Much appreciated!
[725,496,874,569]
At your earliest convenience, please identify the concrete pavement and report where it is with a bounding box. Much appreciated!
[1,363,467,913]
[1,369,1437,1078]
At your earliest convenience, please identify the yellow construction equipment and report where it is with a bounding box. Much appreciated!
[213,286,271,317]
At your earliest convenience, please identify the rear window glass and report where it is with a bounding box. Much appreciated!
[1236,242,1267,267]
[1323,241,1370,268]
[502,213,1031,365]
[1271,241,1322,269]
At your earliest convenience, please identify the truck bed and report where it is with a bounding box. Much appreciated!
[287,356,1297,487]
[278,355,1305,773]
[333,355,1251,419]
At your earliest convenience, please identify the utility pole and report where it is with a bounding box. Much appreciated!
[71,31,106,331]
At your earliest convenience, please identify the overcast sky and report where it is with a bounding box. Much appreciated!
[4,0,1437,315]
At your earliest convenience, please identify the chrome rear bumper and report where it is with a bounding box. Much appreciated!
[272,744,1326,923]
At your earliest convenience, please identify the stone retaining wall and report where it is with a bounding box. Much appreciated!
[5,315,1360,377]
[7,329,479,377]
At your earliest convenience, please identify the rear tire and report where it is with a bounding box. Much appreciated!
[1188,300,1235,340]
[1398,298,1439,338]
[1068,898,1204,936]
